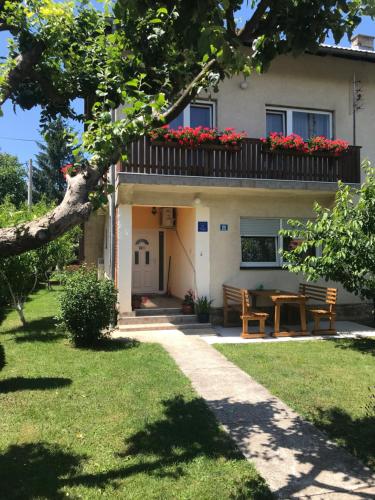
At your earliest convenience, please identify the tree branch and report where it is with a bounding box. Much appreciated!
[0,166,101,258]
[0,41,45,106]
[225,5,236,38]
[161,59,217,124]
[237,0,272,43]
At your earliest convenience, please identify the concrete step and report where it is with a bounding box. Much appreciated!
[118,314,197,326]
[134,307,182,317]
[118,322,211,332]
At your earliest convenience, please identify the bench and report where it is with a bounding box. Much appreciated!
[299,283,337,335]
[223,285,269,338]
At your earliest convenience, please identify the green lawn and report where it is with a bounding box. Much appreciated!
[0,288,271,499]
[216,339,375,471]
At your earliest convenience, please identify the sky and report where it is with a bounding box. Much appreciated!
[0,2,374,167]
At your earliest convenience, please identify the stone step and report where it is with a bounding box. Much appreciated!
[118,322,211,332]
[118,314,197,326]
[134,307,182,317]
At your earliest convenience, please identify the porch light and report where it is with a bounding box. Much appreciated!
[151,207,157,215]
[193,196,201,205]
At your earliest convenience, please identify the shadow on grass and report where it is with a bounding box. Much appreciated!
[0,376,72,394]
[67,395,272,498]
[333,337,375,357]
[3,316,63,342]
[74,337,140,352]
[0,442,84,499]
[92,338,140,352]
[310,406,375,471]
[0,397,271,498]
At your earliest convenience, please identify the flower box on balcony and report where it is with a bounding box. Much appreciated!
[149,125,246,151]
[261,146,345,158]
[151,140,241,151]
[260,133,349,157]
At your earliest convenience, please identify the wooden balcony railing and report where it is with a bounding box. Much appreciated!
[121,137,361,184]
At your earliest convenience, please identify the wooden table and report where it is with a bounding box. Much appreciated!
[249,289,308,337]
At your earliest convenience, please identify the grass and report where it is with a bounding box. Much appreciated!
[0,288,271,499]
[216,339,375,471]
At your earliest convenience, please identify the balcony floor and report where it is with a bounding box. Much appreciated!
[118,172,359,193]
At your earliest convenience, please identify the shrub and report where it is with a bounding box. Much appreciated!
[58,268,117,347]
[0,343,5,371]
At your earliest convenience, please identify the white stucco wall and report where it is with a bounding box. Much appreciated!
[168,207,195,299]
[118,187,362,308]
[207,191,360,307]
[200,53,375,182]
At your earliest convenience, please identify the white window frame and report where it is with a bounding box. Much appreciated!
[240,219,282,268]
[241,218,320,268]
[266,106,333,139]
[172,100,216,128]
[266,110,286,135]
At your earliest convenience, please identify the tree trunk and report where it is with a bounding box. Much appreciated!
[0,166,101,258]
[2,273,27,327]
[15,301,27,327]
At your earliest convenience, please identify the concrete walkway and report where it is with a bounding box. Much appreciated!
[112,329,375,499]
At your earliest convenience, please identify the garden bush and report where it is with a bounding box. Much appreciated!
[58,268,117,347]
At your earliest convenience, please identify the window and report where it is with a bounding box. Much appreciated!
[240,218,317,268]
[266,111,286,135]
[240,218,280,267]
[266,107,333,140]
[169,101,215,129]
[293,111,330,140]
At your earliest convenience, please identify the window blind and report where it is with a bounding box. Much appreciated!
[240,218,280,236]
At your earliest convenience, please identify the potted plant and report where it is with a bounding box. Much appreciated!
[132,294,142,310]
[195,295,213,323]
[181,289,195,315]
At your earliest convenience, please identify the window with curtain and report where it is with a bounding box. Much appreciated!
[292,111,330,140]
[168,102,214,129]
[266,107,332,140]
[168,112,184,129]
[266,111,286,135]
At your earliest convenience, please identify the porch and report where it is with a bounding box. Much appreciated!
[120,137,361,184]
[116,204,210,316]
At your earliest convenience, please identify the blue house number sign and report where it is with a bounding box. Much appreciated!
[198,221,208,232]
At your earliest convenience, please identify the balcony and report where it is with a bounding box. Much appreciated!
[121,137,361,184]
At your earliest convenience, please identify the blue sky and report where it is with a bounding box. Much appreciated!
[0,2,374,166]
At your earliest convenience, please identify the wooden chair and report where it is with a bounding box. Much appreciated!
[223,285,243,327]
[241,289,269,339]
[300,284,337,335]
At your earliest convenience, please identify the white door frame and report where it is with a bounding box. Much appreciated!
[132,228,166,294]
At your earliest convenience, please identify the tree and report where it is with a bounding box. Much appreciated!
[0,0,374,257]
[0,198,80,326]
[33,117,74,203]
[0,152,27,206]
[282,161,375,317]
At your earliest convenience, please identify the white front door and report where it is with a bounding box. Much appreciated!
[132,231,159,294]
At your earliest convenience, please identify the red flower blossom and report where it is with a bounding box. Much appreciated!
[61,163,77,179]
[150,126,247,148]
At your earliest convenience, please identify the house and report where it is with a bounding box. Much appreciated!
[83,34,375,324]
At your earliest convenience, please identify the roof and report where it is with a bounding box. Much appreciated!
[315,43,375,62]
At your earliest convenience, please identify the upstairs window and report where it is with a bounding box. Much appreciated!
[169,101,215,129]
[266,107,333,140]
[266,111,286,135]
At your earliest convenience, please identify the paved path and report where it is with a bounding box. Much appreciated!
[112,329,375,499]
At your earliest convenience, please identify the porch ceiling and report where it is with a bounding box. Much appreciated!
[116,172,347,206]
